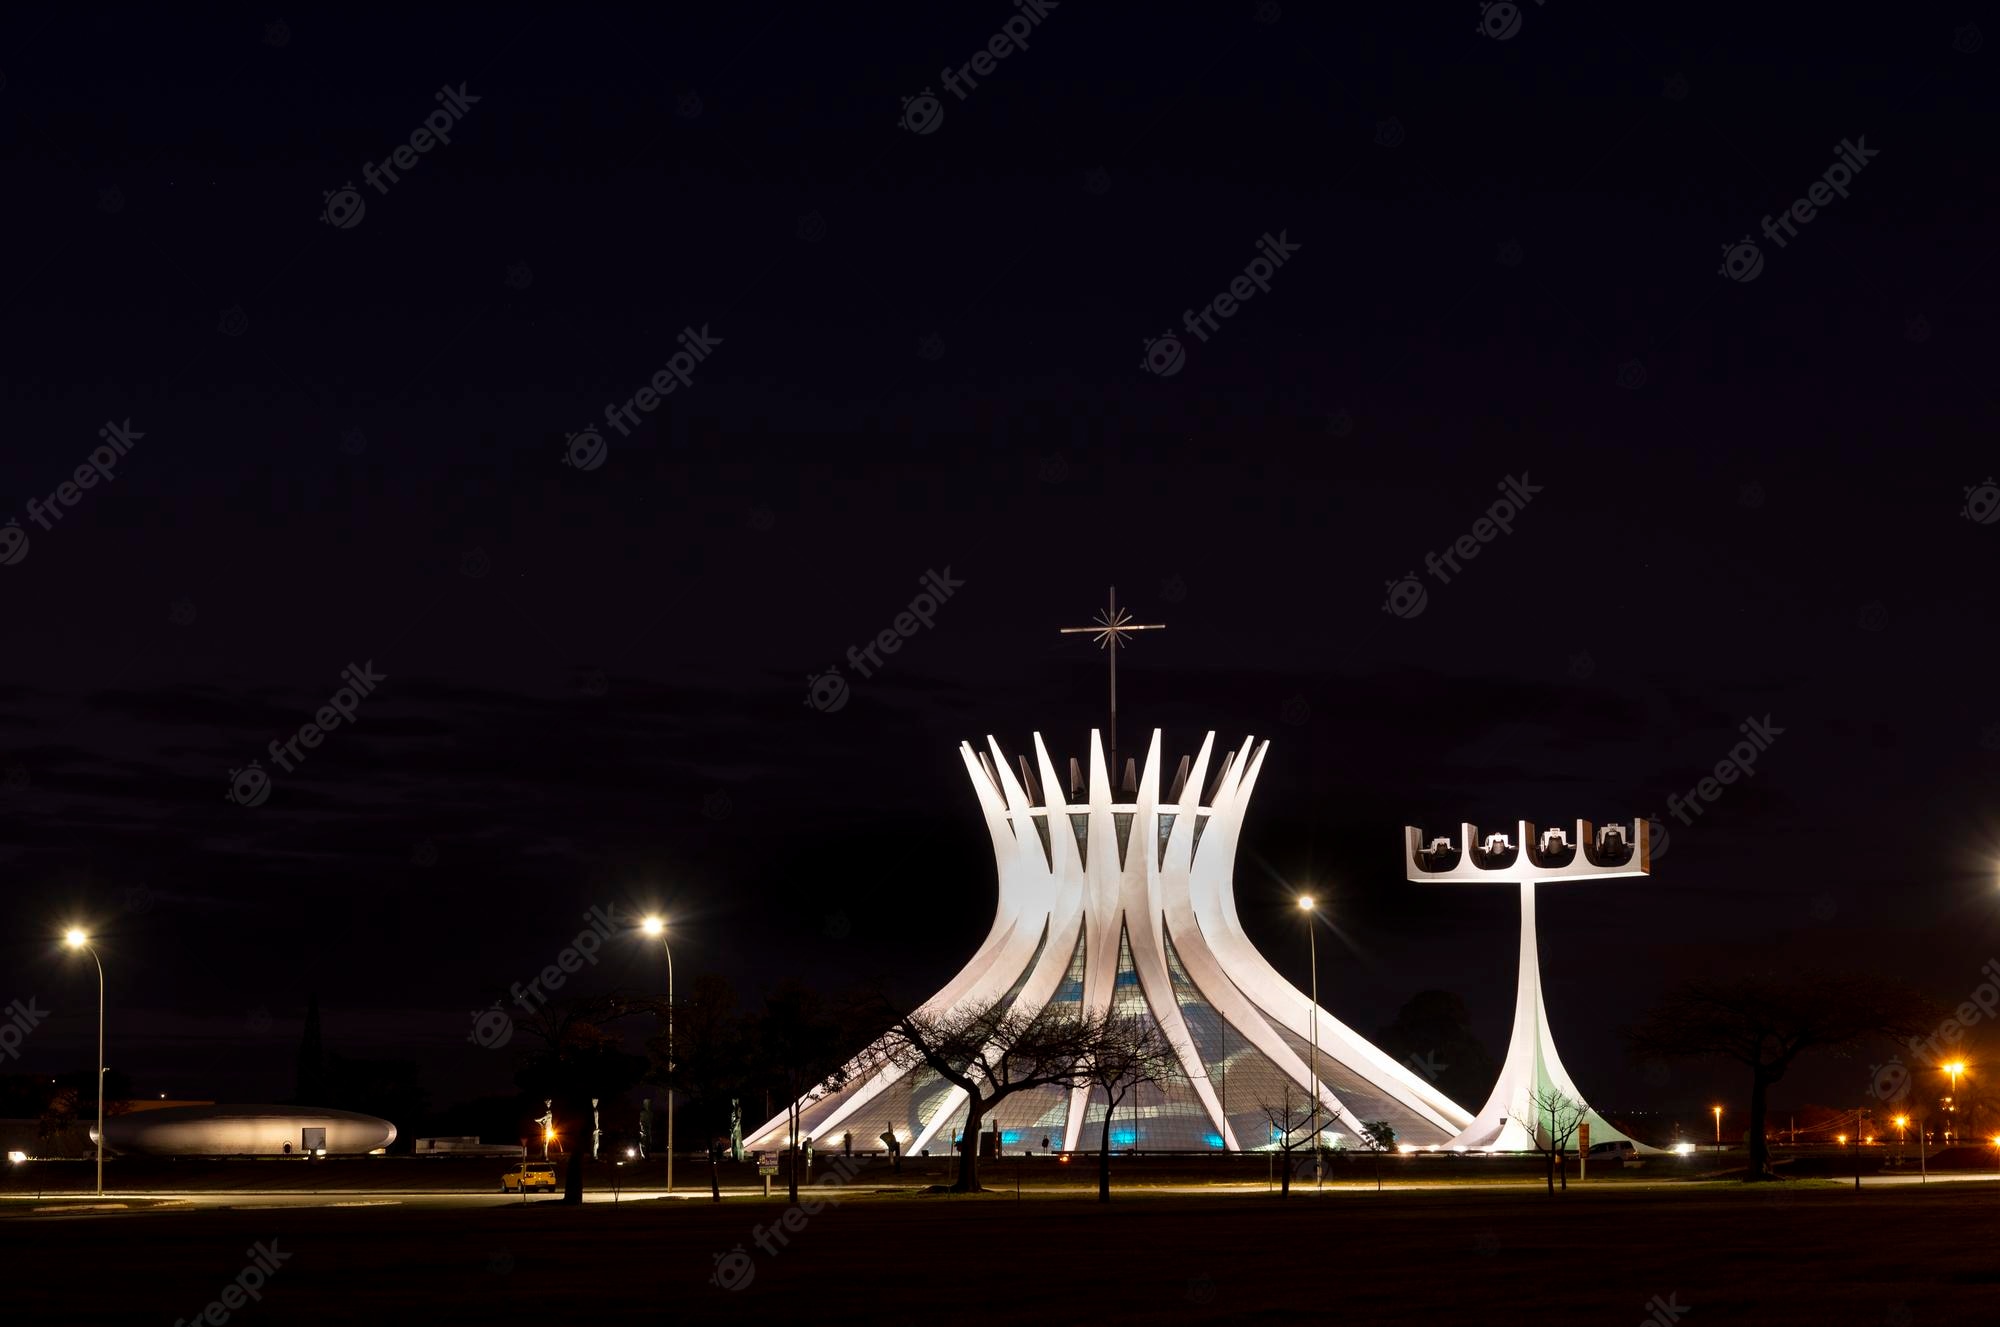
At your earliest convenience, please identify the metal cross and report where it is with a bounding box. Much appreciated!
[1059,586,1164,785]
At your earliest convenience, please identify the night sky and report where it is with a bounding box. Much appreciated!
[3,2,1997,1125]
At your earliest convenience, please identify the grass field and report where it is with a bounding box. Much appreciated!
[12,1177,2000,1324]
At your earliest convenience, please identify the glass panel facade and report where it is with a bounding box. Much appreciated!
[1068,814,1089,870]
[1112,923,1146,1016]
[1113,812,1135,869]
[1050,928,1086,1007]
[996,920,1049,1013]
[1157,812,1177,868]
[1031,814,1053,870]
[1066,922,1224,1151]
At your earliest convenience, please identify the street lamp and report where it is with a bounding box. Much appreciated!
[63,929,105,1196]
[1713,1105,1721,1147]
[1296,896,1320,1190]
[641,916,675,1196]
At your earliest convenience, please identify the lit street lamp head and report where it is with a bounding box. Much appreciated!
[1296,896,1314,911]
[640,916,666,937]
[63,928,88,949]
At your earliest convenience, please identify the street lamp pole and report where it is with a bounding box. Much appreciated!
[1297,897,1320,1191]
[1713,1105,1722,1147]
[64,929,104,1197]
[642,917,675,1195]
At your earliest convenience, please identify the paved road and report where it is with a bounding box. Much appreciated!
[6,1170,1997,1217]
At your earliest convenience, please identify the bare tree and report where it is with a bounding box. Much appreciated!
[1257,1084,1314,1196]
[753,982,851,1203]
[873,997,1096,1193]
[1627,972,1936,1181]
[1510,1087,1588,1194]
[1081,1012,1181,1202]
[514,993,660,1204]
[1358,1120,1396,1191]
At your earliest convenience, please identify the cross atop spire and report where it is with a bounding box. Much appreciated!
[1059,586,1164,787]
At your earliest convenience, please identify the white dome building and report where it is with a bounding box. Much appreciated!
[93,1104,396,1156]
[748,729,1473,1156]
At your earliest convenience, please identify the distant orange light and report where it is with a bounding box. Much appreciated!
[1836,1134,1847,1145]
[1059,1153,1070,1164]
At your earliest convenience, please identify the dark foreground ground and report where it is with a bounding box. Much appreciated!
[10,1179,2000,1325]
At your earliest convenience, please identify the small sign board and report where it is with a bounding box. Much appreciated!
[757,1163,778,1176]
[1578,1121,1591,1151]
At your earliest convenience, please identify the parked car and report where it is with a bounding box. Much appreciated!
[501,1162,559,1193]
[1587,1140,1640,1164]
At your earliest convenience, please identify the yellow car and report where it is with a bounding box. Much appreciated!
[501,1163,559,1193]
